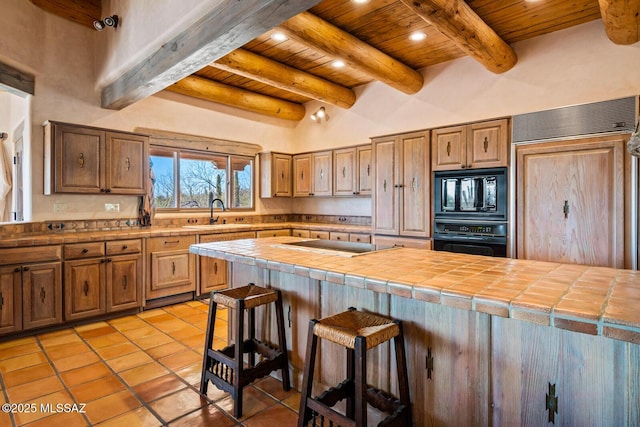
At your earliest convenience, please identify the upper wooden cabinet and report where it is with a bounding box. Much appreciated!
[372,130,430,238]
[516,134,630,268]
[432,119,509,171]
[44,121,148,195]
[293,151,332,197]
[260,152,292,198]
[333,145,372,196]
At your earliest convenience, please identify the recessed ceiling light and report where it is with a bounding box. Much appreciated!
[353,0,369,3]
[271,32,288,42]
[410,31,427,41]
[332,60,345,68]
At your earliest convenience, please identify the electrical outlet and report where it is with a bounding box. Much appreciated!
[104,203,120,213]
[53,203,67,213]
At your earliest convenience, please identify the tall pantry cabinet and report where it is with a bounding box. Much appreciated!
[516,134,631,268]
[372,130,430,239]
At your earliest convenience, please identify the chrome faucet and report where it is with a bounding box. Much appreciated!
[209,193,225,224]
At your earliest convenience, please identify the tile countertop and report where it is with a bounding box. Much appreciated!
[190,236,640,346]
[0,222,370,248]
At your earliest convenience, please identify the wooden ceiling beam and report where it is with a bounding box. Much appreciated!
[166,76,306,121]
[399,0,517,74]
[598,0,640,45]
[212,48,356,109]
[101,0,322,110]
[28,0,101,29]
[278,12,423,94]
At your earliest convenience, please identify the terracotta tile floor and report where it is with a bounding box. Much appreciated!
[0,300,300,426]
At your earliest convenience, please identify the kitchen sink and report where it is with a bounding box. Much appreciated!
[274,239,397,257]
[182,224,253,230]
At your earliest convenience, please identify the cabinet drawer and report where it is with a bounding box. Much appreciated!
[199,231,256,243]
[256,229,291,238]
[373,235,430,250]
[0,246,62,266]
[291,229,310,238]
[349,233,371,244]
[106,239,142,256]
[147,236,195,252]
[309,230,330,240]
[64,242,105,260]
[329,232,350,241]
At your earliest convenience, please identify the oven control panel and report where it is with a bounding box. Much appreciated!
[434,221,507,237]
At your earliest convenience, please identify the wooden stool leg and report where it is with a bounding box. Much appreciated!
[297,319,319,427]
[199,296,217,395]
[274,291,291,391]
[394,320,412,426]
[234,299,245,419]
[346,347,355,419]
[248,307,256,367]
[354,336,367,427]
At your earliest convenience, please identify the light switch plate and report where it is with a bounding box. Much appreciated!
[104,203,120,212]
[53,203,67,213]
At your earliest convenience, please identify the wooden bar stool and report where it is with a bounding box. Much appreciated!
[298,307,412,427]
[200,283,290,418]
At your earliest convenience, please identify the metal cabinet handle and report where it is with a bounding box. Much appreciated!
[79,153,85,168]
[383,179,387,192]
[446,141,451,156]
[483,136,489,152]
[0,291,4,311]
[164,240,180,245]
[40,287,46,303]
[213,261,218,275]
[125,157,131,171]
[287,305,292,328]
[412,177,417,191]
[122,245,128,250]
[23,266,30,272]
[172,262,176,275]
[82,248,89,253]
[367,164,370,176]
[342,166,346,178]
[563,200,570,218]
[83,281,89,296]
[301,170,304,181]
[14,267,21,273]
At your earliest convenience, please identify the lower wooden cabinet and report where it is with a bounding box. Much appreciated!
[0,245,63,334]
[64,240,142,321]
[198,231,255,296]
[147,236,196,300]
[256,229,291,238]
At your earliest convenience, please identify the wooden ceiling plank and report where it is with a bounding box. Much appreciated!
[278,11,424,94]
[0,61,35,96]
[598,0,640,44]
[212,48,356,108]
[101,0,322,110]
[166,76,305,121]
[399,0,517,73]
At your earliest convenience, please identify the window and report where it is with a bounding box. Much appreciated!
[149,147,253,211]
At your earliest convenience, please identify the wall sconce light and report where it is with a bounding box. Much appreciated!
[93,15,119,31]
[310,106,329,123]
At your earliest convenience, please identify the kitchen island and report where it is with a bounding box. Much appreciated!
[191,236,640,426]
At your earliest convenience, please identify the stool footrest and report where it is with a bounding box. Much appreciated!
[204,338,287,390]
[316,379,354,408]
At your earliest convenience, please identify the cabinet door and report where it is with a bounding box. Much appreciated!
[272,153,292,197]
[149,250,195,298]
[293,154,311,197]
[432,125,466,171]
[390,295,490,426]
[53,124,105,193]
[0,266,22,334]
[23,262,62,329]
[333,147,356,196]
[372,137,398,235]
[200,257,227,295]
[107,254,141,312]
[467,119,508,168]
[64,259,106,321]
[516,135,626,268]
[312,151,332,196]
[356,145,372,195]
[399,131,430,238]
[491,316,628,426]
[105,132,148,195]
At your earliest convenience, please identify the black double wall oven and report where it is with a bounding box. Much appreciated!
[433,167,508,257]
